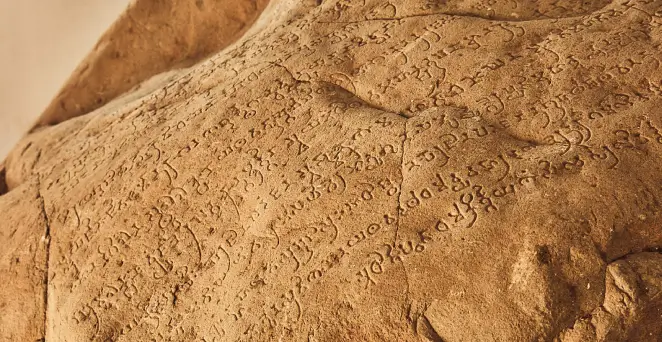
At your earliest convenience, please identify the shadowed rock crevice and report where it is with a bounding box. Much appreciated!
[36,183,51,342]
[319,0,614,23]
[420,314,445,342]
[558,252,662,341]
[0,166,8,196]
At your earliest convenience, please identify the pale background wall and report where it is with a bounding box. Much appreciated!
[0,0,130,159]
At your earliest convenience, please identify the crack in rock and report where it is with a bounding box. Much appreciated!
[36,182,51,342]
[396,118,412,314]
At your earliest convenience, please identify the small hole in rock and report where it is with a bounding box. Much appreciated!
[535,245,552,265]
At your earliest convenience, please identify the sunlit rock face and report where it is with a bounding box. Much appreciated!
[3,0,662,341]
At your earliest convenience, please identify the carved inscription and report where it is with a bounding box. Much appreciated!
[16,0,662,341]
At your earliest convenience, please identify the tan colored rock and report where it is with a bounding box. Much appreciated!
[33,0,269,129]
[3,0,662,341]
[0,181,49,341]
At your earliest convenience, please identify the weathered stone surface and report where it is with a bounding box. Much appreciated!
[0,181,48,341]
[3,0,662,341]
[33,0,269,129]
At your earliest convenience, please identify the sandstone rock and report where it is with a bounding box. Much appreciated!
[2,0,662,341]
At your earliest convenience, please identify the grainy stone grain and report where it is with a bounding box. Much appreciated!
[3,0,662,341]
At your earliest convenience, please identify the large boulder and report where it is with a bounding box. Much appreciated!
[2,0,662,340]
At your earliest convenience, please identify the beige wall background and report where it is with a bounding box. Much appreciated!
[0,0,129,159]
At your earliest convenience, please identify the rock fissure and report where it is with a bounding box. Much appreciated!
[0,166,8,196]
[609,247,662,264]
[316,5,610,25]
[420,313,445,342]
[396,118,412,308]
[36,184,51,342]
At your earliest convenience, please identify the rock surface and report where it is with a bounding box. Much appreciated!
[2,0,662,341]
